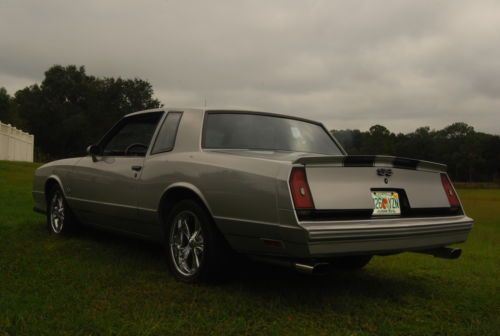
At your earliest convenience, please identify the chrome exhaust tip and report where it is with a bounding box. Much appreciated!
[293,262,330,274]
[434,247,462,259]
[293,263,315,273]
[248,256,331,274]
[416,247,462,260]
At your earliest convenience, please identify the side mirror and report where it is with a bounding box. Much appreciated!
[86,144,101,162]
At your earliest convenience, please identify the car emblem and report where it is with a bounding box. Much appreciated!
[377,168,393,184]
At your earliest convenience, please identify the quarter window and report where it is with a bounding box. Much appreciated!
[151,112,183,154]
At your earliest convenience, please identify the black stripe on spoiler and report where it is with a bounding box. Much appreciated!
[392,157,419,169]
[294,155,446,172]
[343,155,375,167]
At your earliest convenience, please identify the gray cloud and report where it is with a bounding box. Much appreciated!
[1,0,499,133]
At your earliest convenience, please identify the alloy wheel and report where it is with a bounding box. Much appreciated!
[169,210,205,277]
[49,191,65,234]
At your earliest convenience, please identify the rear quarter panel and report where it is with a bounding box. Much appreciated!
[137,151,295,253]
[138,151,284,223]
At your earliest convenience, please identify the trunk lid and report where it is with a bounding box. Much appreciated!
[294,155,457,216]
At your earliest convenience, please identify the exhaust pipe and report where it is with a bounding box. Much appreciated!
[248,256,331,274]
[294,263,315,273]
[416,247,462,260]
[293,262,330,274]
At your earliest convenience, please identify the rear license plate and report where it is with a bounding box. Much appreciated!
[371,191,401,216]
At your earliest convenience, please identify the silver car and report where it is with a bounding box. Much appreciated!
[33,108,474,282]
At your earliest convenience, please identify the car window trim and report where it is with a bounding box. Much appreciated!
[149,111,184,155]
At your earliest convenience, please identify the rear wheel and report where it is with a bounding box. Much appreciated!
[330,255,373,270]
[46,184,78,235]
[165,199,227,283]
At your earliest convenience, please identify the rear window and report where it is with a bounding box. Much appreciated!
[202,113,342,155]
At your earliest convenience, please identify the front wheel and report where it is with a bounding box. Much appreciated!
[165,199,227,283]
[46,184,78,235]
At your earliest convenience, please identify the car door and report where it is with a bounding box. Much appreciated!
[67,112,164,235]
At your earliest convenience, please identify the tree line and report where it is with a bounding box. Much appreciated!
[1,65,499,182]
[332,124,500,182]
[0,65,161,160]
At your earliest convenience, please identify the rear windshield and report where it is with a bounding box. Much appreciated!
[203,113,342,155]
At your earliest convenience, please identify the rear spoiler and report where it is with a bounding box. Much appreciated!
[293,155,447,172]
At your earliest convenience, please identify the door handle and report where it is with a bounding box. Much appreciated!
[131,165,142,172]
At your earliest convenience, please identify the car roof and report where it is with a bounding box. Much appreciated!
[124,107,321,125]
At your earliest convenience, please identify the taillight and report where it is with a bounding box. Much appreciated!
[440,173,460,208]
[289,167,315,209]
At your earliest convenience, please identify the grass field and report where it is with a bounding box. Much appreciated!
[0,160,498,335]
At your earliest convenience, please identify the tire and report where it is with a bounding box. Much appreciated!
[46,184,78,235]
[165,199,227,283]
[330,255,373,271]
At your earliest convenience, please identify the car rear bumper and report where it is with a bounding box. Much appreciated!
[298,215,474,257]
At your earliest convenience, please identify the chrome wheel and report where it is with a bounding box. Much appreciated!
[49,191,65,234]
[169,210,205,277]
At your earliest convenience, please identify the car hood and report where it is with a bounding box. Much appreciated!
[37,157,82,170]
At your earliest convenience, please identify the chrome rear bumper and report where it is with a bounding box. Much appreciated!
[300,215,474,257]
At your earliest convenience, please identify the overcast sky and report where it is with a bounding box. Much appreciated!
[1,0,499,133]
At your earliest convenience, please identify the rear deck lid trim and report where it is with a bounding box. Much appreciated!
[294,155,446,172]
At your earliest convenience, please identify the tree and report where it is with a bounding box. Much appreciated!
[332,123,500,182]
[12,65,162,159]
[369,125,390,137]
[0,87,12,123]
[442,122,474,139]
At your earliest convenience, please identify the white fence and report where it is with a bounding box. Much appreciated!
[0,121,34,162]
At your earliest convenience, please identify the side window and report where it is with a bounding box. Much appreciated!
[151,112,183,154]
[101,113,162,156]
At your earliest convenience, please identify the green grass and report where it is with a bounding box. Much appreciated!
[0,160,498,335]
